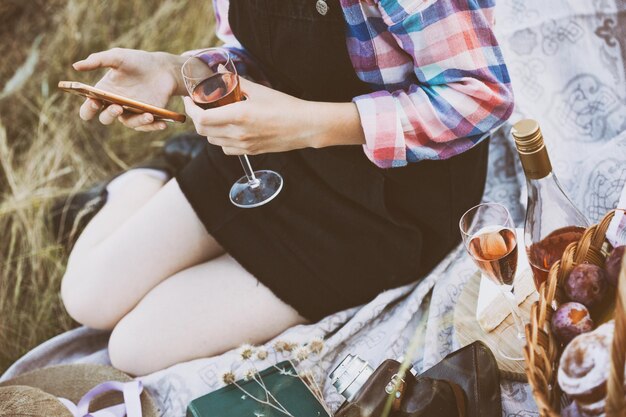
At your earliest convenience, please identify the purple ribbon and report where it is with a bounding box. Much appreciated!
[57,380,143,417]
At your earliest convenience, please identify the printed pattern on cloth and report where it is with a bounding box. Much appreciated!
[492,0,626,231]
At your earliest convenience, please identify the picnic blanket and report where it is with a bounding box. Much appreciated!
[3,1,626,416]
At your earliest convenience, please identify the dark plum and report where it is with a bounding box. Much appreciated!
[564,264,608,307]
[551,302,594,344]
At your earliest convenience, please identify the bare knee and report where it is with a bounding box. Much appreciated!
[108,301,228,376]
[108,313,177,376]
[108,318,140,375]
[61,258,124,330]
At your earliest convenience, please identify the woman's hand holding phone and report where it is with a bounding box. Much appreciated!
[72,48,187,131]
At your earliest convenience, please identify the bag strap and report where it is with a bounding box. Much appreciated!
[447,381,467,417]
[57,380,143,417]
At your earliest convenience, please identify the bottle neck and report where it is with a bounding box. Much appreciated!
[526,172,571,205]
[518,144,552,180]
[525,172,590,233]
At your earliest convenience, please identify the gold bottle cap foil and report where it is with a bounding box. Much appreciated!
[512,119,552,179]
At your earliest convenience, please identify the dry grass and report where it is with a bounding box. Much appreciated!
[0,0,216,372]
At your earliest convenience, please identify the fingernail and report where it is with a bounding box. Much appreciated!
[91,102,100,110]
[110,107,122,116]
[158,123,166,130]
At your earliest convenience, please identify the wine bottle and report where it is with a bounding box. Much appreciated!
[512,119,589,290]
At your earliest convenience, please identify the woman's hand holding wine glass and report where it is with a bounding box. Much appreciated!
[182,77,317,155]
[180,47,366,208]
[181,48,289,208]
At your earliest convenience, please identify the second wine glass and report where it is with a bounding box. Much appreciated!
[181,48,283,208]
[459,202,526,361]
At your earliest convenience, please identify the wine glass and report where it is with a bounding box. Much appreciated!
[459,202,526,361]
[181,48,283,208]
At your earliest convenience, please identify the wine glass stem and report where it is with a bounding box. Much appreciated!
[497,283,526,340]
[238,155,260,188]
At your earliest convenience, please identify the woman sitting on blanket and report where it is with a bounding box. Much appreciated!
[61,0,513,376]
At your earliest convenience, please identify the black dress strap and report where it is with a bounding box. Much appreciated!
[228,0,370,102]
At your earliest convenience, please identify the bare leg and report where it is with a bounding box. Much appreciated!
[108,254,307,376]
[68,172,166,259]
[61,178,225,330]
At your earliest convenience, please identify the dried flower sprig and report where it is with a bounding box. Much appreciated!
[221,338,330,417]
[309,337,325,355]
[293,346,310,362]
[299,369,325,405]
[256,349,269,361]
[273,340,298,353]
[234,344,296,416]
[244,368,258,381]
[239,344,255,360]
[222,371,236,385]
[221,366,293,417]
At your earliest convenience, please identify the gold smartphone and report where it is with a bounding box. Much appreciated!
[58,81,186,123]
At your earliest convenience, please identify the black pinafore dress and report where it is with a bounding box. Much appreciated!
[176,0,489,321]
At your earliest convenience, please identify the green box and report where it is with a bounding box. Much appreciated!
[187,361,330,417]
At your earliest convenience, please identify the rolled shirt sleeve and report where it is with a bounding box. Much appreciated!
[353,0,514,168]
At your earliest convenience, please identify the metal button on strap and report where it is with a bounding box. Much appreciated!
[316,0,328,15]
[385,374,406,397]
[385,374,406,412]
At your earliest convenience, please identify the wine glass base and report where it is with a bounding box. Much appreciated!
[229,170,283,208]
[493,321,526,361]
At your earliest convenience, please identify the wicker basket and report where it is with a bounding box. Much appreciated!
[524,210,626,417]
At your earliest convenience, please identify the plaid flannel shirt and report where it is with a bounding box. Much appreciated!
[212,0,514,168]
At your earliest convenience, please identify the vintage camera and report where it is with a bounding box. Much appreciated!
[329,355,466,417]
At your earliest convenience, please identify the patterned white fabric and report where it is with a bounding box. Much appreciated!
[2,2,625,417]
[492,0,626,227]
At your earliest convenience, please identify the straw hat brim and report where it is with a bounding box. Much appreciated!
[0,385,73,417]
[0,364,158,417]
